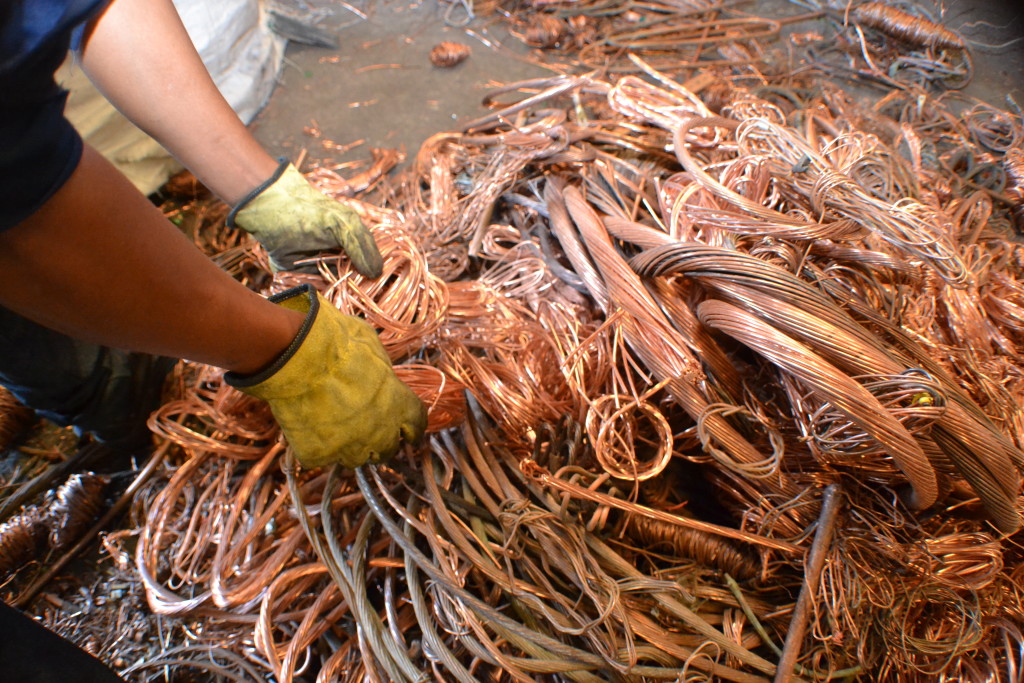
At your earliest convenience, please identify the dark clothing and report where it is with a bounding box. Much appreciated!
[0,6,166,677]
[0,0,175,447]
[0,306,175,450]
[0,601,123,682]
[0,0,108,70]
[0,0,110,230]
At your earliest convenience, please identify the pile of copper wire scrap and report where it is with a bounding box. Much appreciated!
[23,2,1024,681]
[500,0,976,90]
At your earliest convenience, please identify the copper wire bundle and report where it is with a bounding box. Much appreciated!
[851,2,966,52]
[0,513,43,576]
[45,472,109,549]
[0,473,108,576]
[319,224,450,361]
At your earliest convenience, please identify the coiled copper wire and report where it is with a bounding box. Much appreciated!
[318,224,450,362]
[46,473,109,549]
[851,3,966,52]
[0,473,108,576]
[0,512,42,576]
[0,386,34,451]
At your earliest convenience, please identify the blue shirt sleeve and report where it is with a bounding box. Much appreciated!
[0,0,109,71]
[0,0,111,230]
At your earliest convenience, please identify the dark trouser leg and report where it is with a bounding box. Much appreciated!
[0,305,175,453]
[0,601,124,682]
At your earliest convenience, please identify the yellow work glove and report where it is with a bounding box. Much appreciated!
[228,160,384,277]
[225,285,426,468]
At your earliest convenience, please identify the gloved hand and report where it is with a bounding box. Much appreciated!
[225,284,426,468]
[228,161,384,277]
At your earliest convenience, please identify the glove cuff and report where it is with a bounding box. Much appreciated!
[224,284,318,389]
[226,157,291,229]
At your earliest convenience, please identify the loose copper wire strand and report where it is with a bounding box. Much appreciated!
[306,148,405,197]
[606,16,782,52]
[210,444,307,610]
[585,391,674,482]
[392,363,468,433]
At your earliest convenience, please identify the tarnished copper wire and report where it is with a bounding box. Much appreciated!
[0,386,34,451]
[45,473,109,549]
[0,473,109,576]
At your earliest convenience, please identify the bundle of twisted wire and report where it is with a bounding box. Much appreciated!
[90,40,1024,683]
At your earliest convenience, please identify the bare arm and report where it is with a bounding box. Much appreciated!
[77,0,279,205]
[0,146,302,374]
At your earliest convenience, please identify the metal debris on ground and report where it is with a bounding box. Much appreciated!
[430,41,472,68]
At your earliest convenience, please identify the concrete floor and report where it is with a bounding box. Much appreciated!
[251,0,550,169]
[954,0,1024,106]
[250,0,1024,173]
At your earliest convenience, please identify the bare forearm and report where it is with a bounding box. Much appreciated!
[0,146,301,374]
[78,0,279,205]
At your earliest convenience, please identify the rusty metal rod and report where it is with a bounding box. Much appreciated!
[774,484,842,683]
